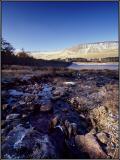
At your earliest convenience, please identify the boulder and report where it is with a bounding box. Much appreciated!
[75,133,107,159]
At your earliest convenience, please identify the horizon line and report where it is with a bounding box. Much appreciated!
[16,40,118,53]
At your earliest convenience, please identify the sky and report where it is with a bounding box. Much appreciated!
[2,1,118,52]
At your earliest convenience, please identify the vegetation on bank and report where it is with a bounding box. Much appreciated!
[1,39,71,67]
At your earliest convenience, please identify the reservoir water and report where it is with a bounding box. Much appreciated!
[68,62,118,70]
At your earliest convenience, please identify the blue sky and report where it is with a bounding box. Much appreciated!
[2,1,118,51]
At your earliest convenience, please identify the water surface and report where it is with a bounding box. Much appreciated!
[68,62,118,70]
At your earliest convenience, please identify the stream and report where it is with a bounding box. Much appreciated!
[2,81,93,159]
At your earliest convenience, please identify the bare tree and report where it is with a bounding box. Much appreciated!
[1,38,15,56]
[17,48,33,58]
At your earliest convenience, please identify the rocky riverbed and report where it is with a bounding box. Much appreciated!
[1,69,119,159]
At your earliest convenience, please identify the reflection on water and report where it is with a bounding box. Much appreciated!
[68,62,118,70]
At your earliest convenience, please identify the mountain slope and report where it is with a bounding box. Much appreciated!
[30,41,118,60]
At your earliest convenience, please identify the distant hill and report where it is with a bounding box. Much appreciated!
[30,41,118,60]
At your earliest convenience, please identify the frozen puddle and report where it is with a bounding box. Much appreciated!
[68,62,118,70]
[8,89,32,96]
[9,90,24,97]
